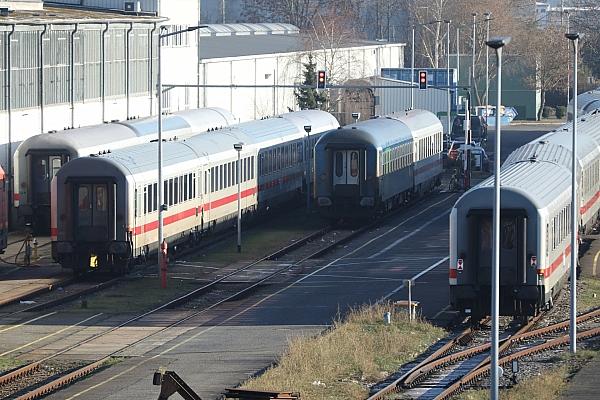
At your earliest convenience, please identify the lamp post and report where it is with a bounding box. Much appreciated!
[566,11,571,108]
[445,20,451,142]
[566,32,580,354]
[411,26,415,109]
[484,13,492,128]
[304,125,312,213]
[234,142,243,253]
[471,13,477,114]
[456,27,460,84]
[157,25,205,284]
[486,36,510,400]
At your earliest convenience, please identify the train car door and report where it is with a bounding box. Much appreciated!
[471,212,525,286]
[333,150,360,186]
[29,153,69,233]
[74,183,112,242]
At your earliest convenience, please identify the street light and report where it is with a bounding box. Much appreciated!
[157,25,206,285]
[566,31,580,354]
[445,20,451,142]
[484,13,492,129]
[234,142,243,253]
[304,125,312,213]
[471,13,477,114]
[411,25,415,109]
[486,35,511,400]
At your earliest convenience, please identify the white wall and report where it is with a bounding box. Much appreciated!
[189,43,404,122]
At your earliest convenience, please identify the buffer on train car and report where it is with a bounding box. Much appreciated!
[418,70,428,90]
[317,70,327,89]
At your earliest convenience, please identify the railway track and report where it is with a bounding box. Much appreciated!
[367,308,600,400]
[0,223,363,399]
[0,192,456,399]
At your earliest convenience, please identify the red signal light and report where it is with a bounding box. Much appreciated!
[317,70,326,89]
[418,70,428,90]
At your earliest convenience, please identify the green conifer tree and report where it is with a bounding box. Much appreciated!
[295,53,327,110]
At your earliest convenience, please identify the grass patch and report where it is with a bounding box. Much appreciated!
[457,366,570,400]
[193,211,324,264]
[0,356,23,372]
[578,275,600,312]
[64,277,201,313]
[241,303,445,399]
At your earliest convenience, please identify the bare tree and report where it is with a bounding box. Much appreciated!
[519,25,570,120]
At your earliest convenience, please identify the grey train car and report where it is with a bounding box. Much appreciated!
[14,107,235,234]
[314,109,444,220]
[51,110,339,274]
[450,109,600,319]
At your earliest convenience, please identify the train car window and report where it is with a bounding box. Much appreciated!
[502,220,515,250]
[193,173,196,198]
[351,152,359,177]
[174,178,179,204]
[77,186,91,211]
[204,171,208,195]
[189,174,194,199]
[168,179,174,206]
[251,156,255,179]
[219,165,224,190]
[335,152,343,177]
[210,168,214,193]
[143,186,148,214]
[153,183,157,211]
[183,176,188,202]
[96,186,107,212]
[51,157,62,178]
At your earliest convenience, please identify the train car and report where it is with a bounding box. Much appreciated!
[51,110,339,274]
[314,109,443,220]
[14,107,235,234]
[450,109,600,319]
[0,165,7,253]
[568,87,600,120]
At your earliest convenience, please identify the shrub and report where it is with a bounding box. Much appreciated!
[542,106,556,118]
[556,106,567,119]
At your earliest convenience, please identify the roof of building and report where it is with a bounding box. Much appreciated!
[199,31,402,60]
[0,5,161,25]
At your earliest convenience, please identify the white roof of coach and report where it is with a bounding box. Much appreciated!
[15,107,236,157]
[387,109,443,141]
[89,110,339,177]
[475,161,571,209]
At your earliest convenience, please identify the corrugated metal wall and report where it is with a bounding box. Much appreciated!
[48,0,158,14]
[0,24,157,112]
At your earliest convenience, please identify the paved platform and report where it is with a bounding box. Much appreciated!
[561,358,600,399]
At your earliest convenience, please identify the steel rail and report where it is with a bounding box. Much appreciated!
[435,326,600,400]
[2,193,456,399]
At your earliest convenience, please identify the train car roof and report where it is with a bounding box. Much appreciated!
[505,111,600,169]
[14,107,236,157]
[316,109,441,149]
[460,161,570,210]
[63,110,339,179]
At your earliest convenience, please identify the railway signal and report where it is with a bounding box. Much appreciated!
[317,70,326,89]
[418,70,428,90]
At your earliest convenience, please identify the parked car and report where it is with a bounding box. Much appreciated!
[451,115,488,147]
